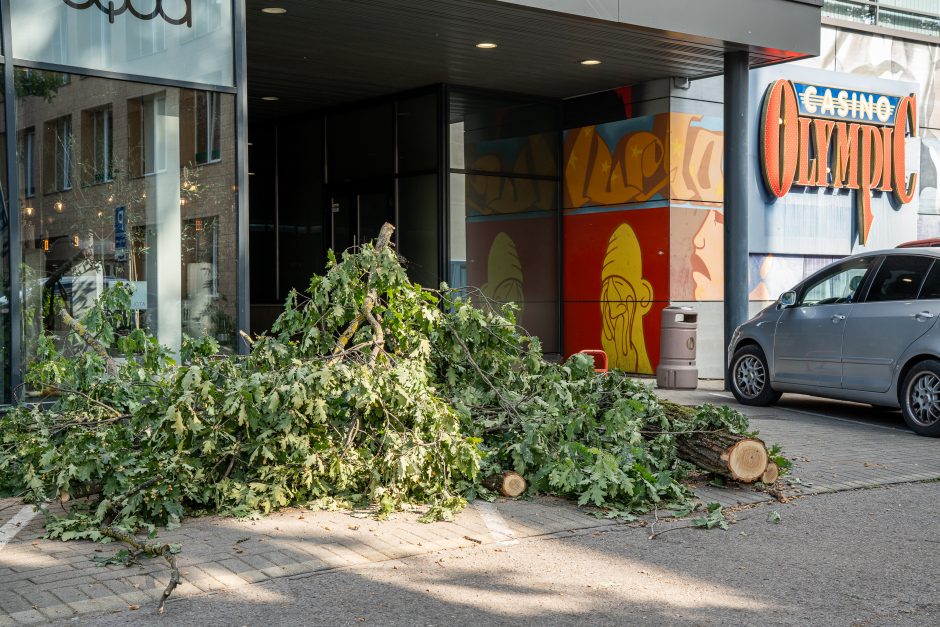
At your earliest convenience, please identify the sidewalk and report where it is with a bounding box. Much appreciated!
[2,381,938,624]
[655,380,940,506]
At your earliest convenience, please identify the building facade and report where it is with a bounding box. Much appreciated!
[0,1,828,402]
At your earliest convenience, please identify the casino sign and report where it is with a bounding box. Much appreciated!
[759,80,918,245]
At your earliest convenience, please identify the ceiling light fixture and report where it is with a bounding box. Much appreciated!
[261,96,279,101]
[261,8,287,14]
[580,59,602,66]
[475,42,498,49]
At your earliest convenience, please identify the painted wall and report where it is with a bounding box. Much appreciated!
[562,103,726,375]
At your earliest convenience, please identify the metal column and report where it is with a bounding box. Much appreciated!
[723,50,749,388]
[234,0,251,353]
[2,0,23,400]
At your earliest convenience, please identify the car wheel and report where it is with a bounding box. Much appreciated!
[729,345,781,406]
[900,361,940,437]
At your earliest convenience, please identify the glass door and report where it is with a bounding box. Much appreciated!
[328,183,394,253]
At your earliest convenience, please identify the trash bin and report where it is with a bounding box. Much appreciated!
[656,306,698,390]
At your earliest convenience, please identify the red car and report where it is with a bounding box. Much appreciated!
[897,238,940,248]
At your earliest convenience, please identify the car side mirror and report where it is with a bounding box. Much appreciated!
[779,291,797,308]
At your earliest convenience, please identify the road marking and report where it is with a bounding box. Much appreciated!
[0,505,39,551]
[473,501,518,546]
[776,406,909,432]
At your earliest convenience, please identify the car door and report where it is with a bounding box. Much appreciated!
[842,254,937,392]
[773,256,876,388]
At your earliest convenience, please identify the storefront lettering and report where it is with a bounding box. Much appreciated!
[62,0,191,27]
[760,79,917,245]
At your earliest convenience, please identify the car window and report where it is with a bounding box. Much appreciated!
[917,260,940,299]
[799,257,874,306]
[865,255,933,303]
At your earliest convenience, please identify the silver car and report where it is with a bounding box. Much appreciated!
[728,248,940,437]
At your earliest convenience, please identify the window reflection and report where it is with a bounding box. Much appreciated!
[16,70,238,391]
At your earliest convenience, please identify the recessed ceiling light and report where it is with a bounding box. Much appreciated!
[262,7,287,14]
[580,59,602,66]
[475,42,498,49]
[261,96,279,101]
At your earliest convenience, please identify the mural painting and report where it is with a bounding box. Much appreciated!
[465,215,559,352]
[562,112,725,372]
[670,207,725,302]
[563,207,669,374]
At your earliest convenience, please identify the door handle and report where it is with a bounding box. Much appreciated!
[831,314,846,323]
[914,311,935,321]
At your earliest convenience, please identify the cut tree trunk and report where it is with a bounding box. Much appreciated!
[483,471,527,497]
[761,461,779,485]
[676,432,769,483]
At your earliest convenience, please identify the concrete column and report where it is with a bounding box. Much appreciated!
[723,50,749,388]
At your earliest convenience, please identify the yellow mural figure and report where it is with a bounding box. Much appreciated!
[600,224,653,373]
[482,232,525,318]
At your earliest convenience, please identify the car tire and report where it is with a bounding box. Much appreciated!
[729,345,781,406]
[900,361,940,437]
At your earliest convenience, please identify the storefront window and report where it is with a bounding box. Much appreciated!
[16,70,238,388]
[448,90,561,353]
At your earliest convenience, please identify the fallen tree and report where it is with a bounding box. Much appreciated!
[0,223,780,536]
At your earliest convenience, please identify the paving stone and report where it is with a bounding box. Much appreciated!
[4,609,48,625]
[0,591,34,615]
[50,586,89,605]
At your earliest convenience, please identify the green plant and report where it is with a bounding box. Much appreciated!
[0,231,761,542]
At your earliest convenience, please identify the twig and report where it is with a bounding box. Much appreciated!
[44,385,123,417]
[222,444,240,479]
[445,322,522,422]
[648,523,700,540]
[100,527,180,614]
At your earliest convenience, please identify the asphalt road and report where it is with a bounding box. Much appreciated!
[61,481,940,627]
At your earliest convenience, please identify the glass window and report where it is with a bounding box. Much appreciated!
[129,94,167,176]
[397,94,438,174]
[11,0,234,87]
[865,255,933,302]
[398,174,439,287]
[81,107,113,185]
[822,1,877,24]
[43,115,73,192]
[19,128,36,198]
[878,8,940,37]
[918,260,940,300]
[799,257,874,306]
[195,92,222,165]
[16,70,238,391]
[327,103,394,181]
[448,90,561,353]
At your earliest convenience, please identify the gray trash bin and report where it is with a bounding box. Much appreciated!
[656,306,698,390]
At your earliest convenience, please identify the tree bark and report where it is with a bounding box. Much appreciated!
[676,431,769,483]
